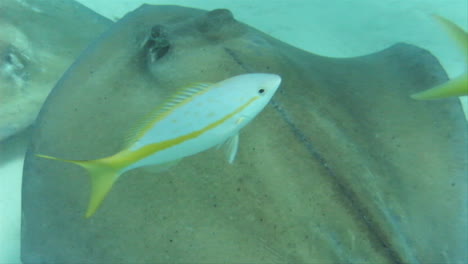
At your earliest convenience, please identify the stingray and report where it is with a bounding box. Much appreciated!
[22,5,467,263]
[0,0,112,142]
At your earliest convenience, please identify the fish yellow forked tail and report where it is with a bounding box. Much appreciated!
[36,154,124,218]
[410,15,468,100]
[431,14,468,62]
[411,73,468,100]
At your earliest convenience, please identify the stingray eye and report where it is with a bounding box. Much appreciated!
[258,88,265,94]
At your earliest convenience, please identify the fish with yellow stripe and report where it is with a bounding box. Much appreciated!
[411,14,468,100]
[37,73,281,218]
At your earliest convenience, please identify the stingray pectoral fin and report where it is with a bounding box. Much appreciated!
[36,154,123,218]
[411,73,468,100]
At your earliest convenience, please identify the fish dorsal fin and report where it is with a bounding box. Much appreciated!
[123,82,214,148]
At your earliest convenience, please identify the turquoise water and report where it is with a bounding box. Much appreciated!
[0,0,467,263]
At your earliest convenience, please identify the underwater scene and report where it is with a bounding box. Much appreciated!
[0,0,467,263]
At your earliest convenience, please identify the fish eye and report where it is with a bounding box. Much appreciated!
[258,88,265,94]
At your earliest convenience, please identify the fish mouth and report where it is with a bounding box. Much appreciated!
[264,74,282,92]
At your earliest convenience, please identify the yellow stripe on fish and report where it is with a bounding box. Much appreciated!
[37,73,282,218]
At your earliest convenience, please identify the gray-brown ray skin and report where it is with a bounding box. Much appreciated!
[22,5,467,264]
[0,0,112,141]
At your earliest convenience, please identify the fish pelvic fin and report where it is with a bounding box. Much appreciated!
[36,154,125,218]
[411,73,468,100]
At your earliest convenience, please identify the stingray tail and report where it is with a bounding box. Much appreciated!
[411,73,468,100]
[36,154,124,218]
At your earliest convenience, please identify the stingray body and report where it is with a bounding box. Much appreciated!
[22,5,467,264]
[0,0,112,141]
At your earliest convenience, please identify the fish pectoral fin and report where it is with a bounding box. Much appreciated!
[140,159,181,174]
[411,73,468,100]
[218,134,239,164]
